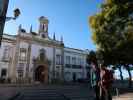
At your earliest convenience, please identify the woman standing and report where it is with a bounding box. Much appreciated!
[90,62,100,100]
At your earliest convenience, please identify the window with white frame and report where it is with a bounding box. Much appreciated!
[18,63,24,70]
[66,56,70,64]
[78,58,81,65]
[17,63,24,78]
[65,56,71,68]
[19,48,27,61]
[81,59,84,65]
[72,57,76,65]
[2,46,10,61]
[79,58,82,65]
[56,55,62,65]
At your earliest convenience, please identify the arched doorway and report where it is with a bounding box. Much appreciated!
[35,66,45,83]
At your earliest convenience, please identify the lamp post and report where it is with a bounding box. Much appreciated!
[96,51,104,68]
[96,51,104,98]
[0,0,20,46]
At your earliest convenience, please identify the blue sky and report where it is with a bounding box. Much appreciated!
[3,0,133,78]
[4,0,102,50]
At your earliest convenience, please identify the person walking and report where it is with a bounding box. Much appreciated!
[90,62,100,100]
[100,65,114,100]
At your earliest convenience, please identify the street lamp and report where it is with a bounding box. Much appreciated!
[96,51,104,68]
[0,0,20,46]
[6,8,20,21]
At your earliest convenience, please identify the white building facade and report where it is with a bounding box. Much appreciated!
[0,16,89,83]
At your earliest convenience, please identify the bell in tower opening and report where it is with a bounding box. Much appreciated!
[39,16,49,38]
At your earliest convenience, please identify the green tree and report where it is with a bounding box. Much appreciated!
[86,50,97,65]
[89,0,133,87]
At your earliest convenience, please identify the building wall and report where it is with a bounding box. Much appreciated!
[0,16,90,83]
[64,48,88,82]
[29,43,54,82]
[17,41,29,78]
[0,39,15,80]
[55,48,63,80]
[0,34,89,83]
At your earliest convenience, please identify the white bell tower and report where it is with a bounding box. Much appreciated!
[38,16,49,38]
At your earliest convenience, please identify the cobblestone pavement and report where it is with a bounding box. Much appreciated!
[113,93,133,100]
[14,84,93,100]
[0,84,132,100]
[0,86,18,100]
[14,84,133,100]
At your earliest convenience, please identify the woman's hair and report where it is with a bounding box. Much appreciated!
[100,64,106,70]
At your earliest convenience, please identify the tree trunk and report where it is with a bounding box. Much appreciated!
[125,65,132,88]
[118,66,123,81]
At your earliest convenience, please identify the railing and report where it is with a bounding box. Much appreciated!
[72,65,82,69]
[65,64,71,68]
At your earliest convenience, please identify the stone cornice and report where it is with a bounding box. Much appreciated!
[32,35,62,46]
[64,50,87,56]
[17,33,64,48]
[2,38,16,44]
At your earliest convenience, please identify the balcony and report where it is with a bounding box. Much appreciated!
[65,64,71,68]
[72,65,82,69]
[2,57,10,62]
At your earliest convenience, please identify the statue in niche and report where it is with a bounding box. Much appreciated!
[33,49,51,66]
[39,49,46,61]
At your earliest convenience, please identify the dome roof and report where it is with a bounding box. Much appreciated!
[39,16,49,24]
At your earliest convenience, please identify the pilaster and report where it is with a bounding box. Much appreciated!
[11,35,20,83]
[52,47,56,80]
[61,45,65,81]
[25,42,31,83]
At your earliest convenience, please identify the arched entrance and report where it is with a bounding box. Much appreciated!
[33,49,49,84]
[35,66,45,83]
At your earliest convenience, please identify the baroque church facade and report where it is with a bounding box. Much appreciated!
[0,16,89,83]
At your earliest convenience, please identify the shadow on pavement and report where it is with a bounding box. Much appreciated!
[112,80,133,97]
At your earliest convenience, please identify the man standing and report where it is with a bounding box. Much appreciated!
[90,62,100,100]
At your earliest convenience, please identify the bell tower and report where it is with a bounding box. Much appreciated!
[39,16,49,38]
